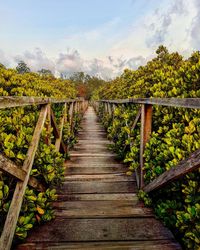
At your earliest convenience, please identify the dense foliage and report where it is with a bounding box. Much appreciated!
[0,64,76,98]
[69,71,105,99]
[95,46,200,250]
[0,66,80,242]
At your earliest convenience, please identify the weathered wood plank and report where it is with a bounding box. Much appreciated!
[77,139,112,144]
[131,108,141,131]
[61,181,137,194]
[22,218,175,242]
[50,108,60,138]
[68,156,119,165]
[50,108,66,153]
[53,200,153,218]
[144,149,200,193]
[99,98,200,109]
[64,173,134,182]
[44,104,51,146]
[68,102,74,126]
[65,166,127,174]
[0,154,45,191]
[129,108,142,188]
[70,153,116,157]
[0,104,48,250]
[55,103,67,152]
[70,146,110,154]
[57,193,138,202]
[16,240,182,250]
[0,96,76,109]
[78,134,108,139]
[66,161,126,167]
[140,104,152,189]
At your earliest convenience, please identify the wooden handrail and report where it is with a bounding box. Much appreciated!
[50,108,67,153]
[0,154,45,191]
[143,149,200,193]
[99,98,200,109]
[0,96,84,109]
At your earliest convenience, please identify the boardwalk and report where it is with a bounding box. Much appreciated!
[17,107,181,250]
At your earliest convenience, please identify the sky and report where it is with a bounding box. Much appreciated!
[0,0,199,79]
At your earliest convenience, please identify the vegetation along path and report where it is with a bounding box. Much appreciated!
[17,106,181,250]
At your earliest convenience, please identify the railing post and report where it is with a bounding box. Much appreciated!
[111,103,117,119]
[55,103,67,152]
[68,102,74,131]
[94,101,99,112]
[81,101,83,113]
[108,103,112,116]
[45,103,51,146]
[104,102,107,114]
[140,104,152,189]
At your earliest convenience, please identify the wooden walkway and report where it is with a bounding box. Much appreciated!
[17,107,181,250]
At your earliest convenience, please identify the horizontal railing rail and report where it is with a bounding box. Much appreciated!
[143,149,200,193]
[99,98,200,109]
[0,96,88,250]
[94,98,200,192]
[0,96,85,109]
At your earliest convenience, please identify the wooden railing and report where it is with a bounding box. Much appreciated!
[0,96,88,250]
[94,98,200,191]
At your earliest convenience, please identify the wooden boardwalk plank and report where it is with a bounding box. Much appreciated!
[57,193,138,201]
[16,240,182,250]
[65,166,127,174]
[19,218,175,242]
[53,200,152,218]
[61,181,137,194]
[64,173,135,181]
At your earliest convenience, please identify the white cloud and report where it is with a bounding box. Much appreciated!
[1,0,200,79]
[14,48,55,73]
[56,49,83,75]
[145,0,196,53]
[0,49,10,66]
[190,0,200,48]
[110,0,197,58]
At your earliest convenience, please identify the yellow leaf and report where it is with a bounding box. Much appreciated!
[37,206,45,215]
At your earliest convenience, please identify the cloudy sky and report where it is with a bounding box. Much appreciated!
[0,0,199,78]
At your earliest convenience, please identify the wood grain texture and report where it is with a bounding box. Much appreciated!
[99,98,200,109]
[53,200,152,218]
[0,154,45,191]
[144,149,200,193]
[50,108,66,153]
[0,96,77,109]
[57,193,138,201]
[55,103,67,151]
[16,240,182,250]
[140,104,152,189]
[20,218,175,242]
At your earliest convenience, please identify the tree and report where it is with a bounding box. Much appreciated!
[69,72,85,85]
[68,72,105,99]
[38,68,53,77]
[16,61,31,74]
[0,63,6,69]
